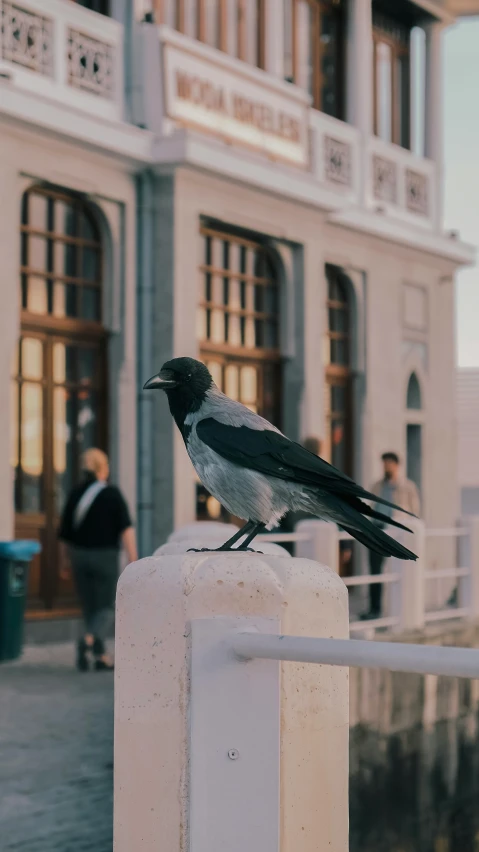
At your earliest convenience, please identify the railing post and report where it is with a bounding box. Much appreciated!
[114,552,349,851]
[295,519,340,572]
[390,518,426,632]
[459,516,479,619]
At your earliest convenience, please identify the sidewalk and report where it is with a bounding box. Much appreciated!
[0,643,113,852]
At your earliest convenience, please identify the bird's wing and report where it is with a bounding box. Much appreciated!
[196,418,416,518]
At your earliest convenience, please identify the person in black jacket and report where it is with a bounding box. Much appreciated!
[59,448,138,671]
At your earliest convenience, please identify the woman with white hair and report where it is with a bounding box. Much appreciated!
[59,448,138,671]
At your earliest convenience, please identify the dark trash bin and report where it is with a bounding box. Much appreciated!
[0,540,41,662]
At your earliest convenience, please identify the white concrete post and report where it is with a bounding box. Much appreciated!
[390,518,426,632]
[296,520,340,574]
[114,552,349,851]
[459,516,479,618]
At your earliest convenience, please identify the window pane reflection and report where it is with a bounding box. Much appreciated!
[28,193,47,230]
[240,366,257,404]
[331,419,346,472]
[82,247,99,281]
[78,348,96,382]
[53,343,76,384]
[207,360,223,388]
[78,388,97,454]
[22,338,43,380]
[225,364,239,400]
[11,381,19,469]
[28,277,48,314]
[81,287,100,321]
[20,382,43,512]
[53,386,75,513]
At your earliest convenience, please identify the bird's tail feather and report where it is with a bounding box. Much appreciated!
[340,520,417,560]
[346,496,413,534]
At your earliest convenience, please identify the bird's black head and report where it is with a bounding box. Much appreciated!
[143,357,214,429]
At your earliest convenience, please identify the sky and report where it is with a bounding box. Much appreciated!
[444,19,479,367]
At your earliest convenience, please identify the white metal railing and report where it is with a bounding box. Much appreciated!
[160,516,479,639]
[424,526,470,623]
[0,0,124,120]
[232,630,479,678]
[364,135,436,229]
[257,517,479,636]
[115,543,479,852]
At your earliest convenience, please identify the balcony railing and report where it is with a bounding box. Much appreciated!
[365,135,436,229]
[0,0,123,120]
[309,108,361,207]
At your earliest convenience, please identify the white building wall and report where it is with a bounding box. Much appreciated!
[457,369,479,515]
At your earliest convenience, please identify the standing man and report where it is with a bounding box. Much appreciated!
[363,452,420,619]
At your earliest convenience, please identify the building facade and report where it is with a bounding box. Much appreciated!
[0,0,152,615]
[132,0,475,557]
[457,368,479,517]
[0,0,474,617]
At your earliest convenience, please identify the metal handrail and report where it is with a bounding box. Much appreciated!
[349,616,399,632]
[424,607,470,623]
[343,573,399,586]
[232,632,479,678]
[424,568,469,580]
[425,528,468,537]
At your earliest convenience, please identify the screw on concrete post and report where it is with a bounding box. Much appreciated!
[227,749,239,760]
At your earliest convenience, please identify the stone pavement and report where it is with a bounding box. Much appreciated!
[0,643,114,852]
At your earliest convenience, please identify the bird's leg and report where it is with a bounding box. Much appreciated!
[235,522,266,552]
[187,520,255,553]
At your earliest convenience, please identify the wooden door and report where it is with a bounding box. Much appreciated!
[13,331,107,613]
[17,184,107,614]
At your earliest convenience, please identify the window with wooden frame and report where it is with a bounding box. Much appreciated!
[151,0,265,67]
[323,265,353,477]
[15,186,107,613]
[373,11,411,148]
[284,0,345,119]
[196,224,282,521]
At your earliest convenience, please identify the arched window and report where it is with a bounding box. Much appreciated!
[406,371,422,410]
[405,372,422,494]
[13,186,107,612]
[197,224,281,520]
[324,265,353,476]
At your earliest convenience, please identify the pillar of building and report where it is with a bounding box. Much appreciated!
[347,0,373,205]
[425,21,445,232]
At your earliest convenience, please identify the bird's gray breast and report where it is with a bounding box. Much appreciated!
[183,389,289,525]
[185,425,275,523]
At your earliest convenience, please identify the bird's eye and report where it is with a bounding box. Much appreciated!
[186,373,192,382]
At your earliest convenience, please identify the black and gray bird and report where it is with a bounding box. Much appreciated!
[144,357,417,560]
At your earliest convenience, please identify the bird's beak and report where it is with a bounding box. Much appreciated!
[143,369,178,390]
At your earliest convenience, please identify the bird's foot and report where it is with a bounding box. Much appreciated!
[235,547,263,553]
[186,546,264,554]
[186,547,217,553]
